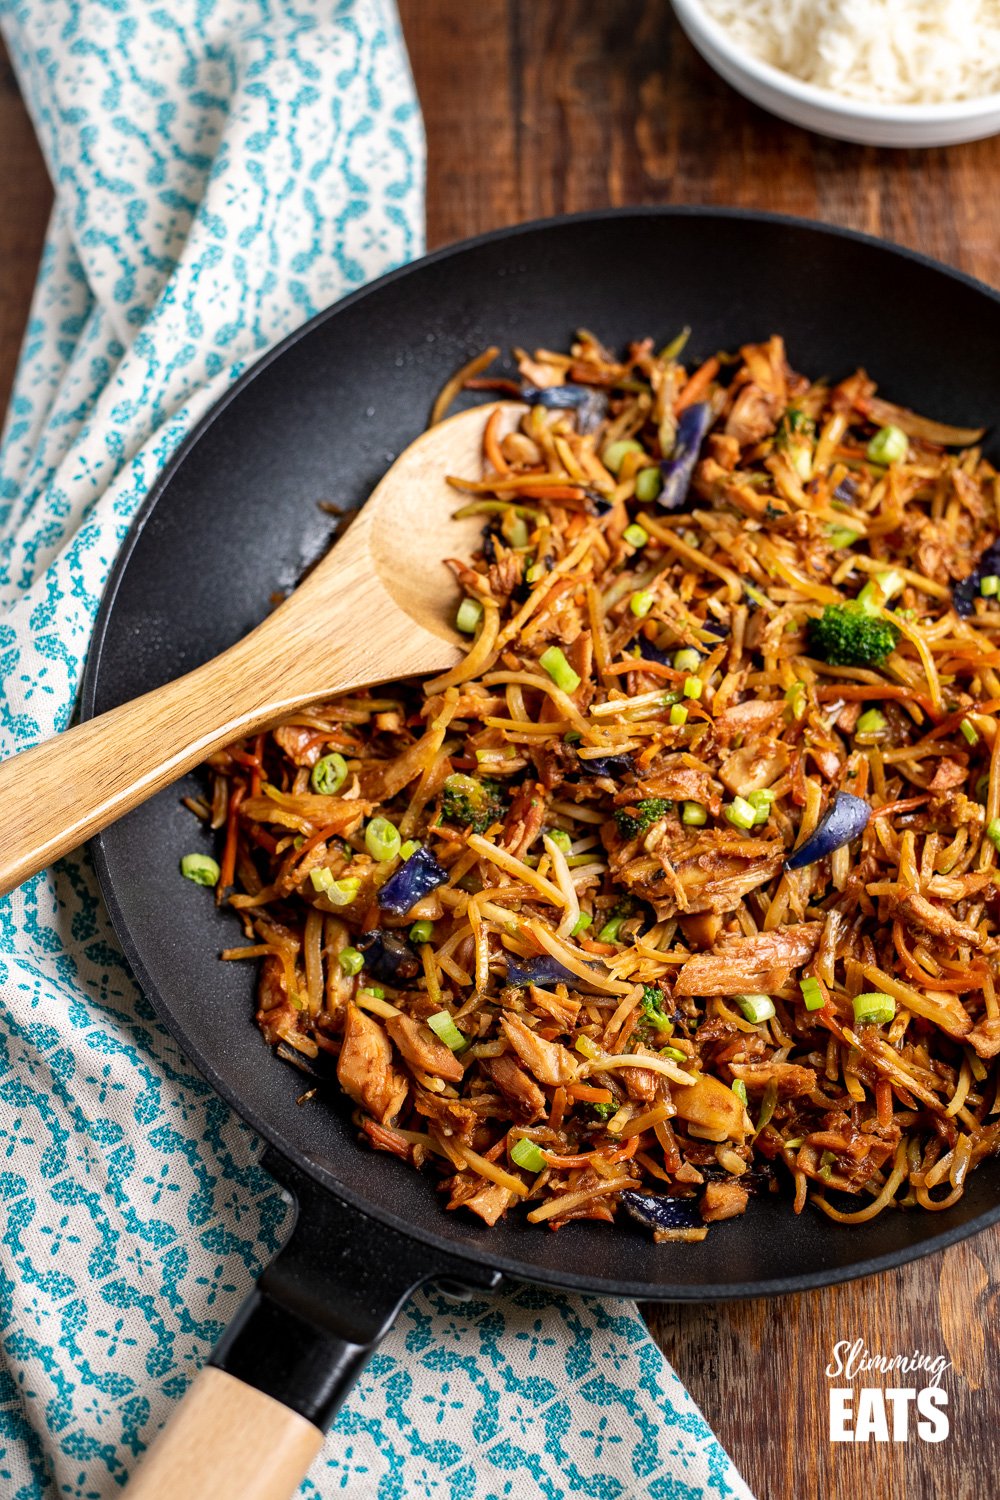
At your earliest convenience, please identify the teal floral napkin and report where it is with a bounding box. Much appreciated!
[0,2,755,1496]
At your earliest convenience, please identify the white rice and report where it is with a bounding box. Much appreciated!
[699,0,1000,105]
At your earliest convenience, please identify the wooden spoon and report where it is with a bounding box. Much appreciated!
[0,402,522,898]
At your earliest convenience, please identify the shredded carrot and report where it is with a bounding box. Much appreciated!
[219,782,246,890]
[675,355,719,412]
[567,1084,614,1104]
[483,406,510,476]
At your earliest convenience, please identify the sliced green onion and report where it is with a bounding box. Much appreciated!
[508,516,530,549]
[682,675,703,700]
[630,589,655,619]
[753,1079,779,1139]
[818,1151,836,1182]
[673,647,701,673]
[855,707,887,737]
[570,911,593,937]
[981,574,1000,598]
[311,752,348,796]
[361,986,386,1000]
[731,1079,748,1106]
[681,800,706,826]
[852,991,896,1026]
[399,839,421,861]
[827,525,860,549]
[547,828,572,852]
[427,1010,466,1051]
[785,680,807,721]
[539,645,581,694]
[409,920,434,944]
[526,561,545,584]
[456,597,484,634]
[660,326,691,361]
[598,915,625,943]
[746,787,776,807]
[311,872,361,906]
[734,993,776,1024]
[669,703,688,727]
[180,853,220,887]
[365,816,401,863]
[866,424,908,465]
[783,1137,804,1152]
[602,438,644,474]
[510,1137,547,1173]
[858,569,904,612]
[623,522,649,547]
[960,719,979,746]
[634,467,662,503]
[660,1045,687,1063]
[800,976,825,1011]
[746,788,774,825]
[724,796,756,831]
[338,946,365,976]
[987,818,1000,852]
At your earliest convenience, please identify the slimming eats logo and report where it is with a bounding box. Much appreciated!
[826,1339,951,1443]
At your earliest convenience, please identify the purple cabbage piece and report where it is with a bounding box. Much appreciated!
[522,383,609,435]
[587,491,614,516]
[620,1190,702,1234]
[356,929,420,983]
[377,846,448,916]
[832,474,858,505]
[577,752,633,779]
[636,635,672,667]
[658,401,712,510]
[481,525,499,565]
[784,791,871,871]
[505,953,580,989]
[954,538,1000,617]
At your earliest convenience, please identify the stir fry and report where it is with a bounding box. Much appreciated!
[183,330,1000,1241]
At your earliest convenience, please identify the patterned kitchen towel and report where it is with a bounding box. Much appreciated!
[0,1,756,1496]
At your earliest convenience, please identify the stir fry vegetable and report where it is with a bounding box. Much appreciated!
[189,329,1000,1243]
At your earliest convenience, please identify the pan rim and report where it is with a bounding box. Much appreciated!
[82,205,1000,1300]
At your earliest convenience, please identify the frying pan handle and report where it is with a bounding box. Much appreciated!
[123,1152,502,1500]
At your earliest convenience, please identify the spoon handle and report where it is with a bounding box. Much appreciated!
[0,561,452,898]
[0,630,323,898]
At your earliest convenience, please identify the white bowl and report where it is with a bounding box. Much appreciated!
[671,0,1000,147]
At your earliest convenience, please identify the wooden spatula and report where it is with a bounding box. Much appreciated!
[0,402,521,898]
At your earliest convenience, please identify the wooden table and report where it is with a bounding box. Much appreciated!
[2,5,998,1496]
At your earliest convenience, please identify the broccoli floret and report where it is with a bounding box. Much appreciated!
[591,1101,617,1122]
[614,798,673,840]
[441,774,506,834]
[807,603,900,668]
[639,984,673,1033]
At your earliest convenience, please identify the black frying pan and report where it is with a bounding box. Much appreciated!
[82,209,1000,1492]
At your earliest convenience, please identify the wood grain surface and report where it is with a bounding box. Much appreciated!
[3,5,999,1497]
[123,1366,323,1500]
